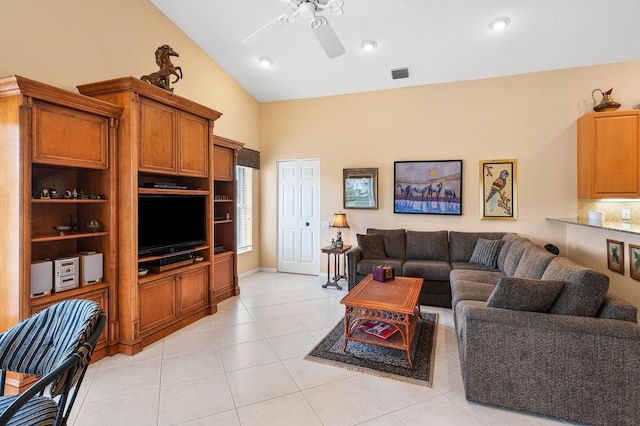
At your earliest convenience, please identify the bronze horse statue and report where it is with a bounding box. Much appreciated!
[141,44,183,91]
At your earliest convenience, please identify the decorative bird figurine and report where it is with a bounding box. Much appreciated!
[485,169,509,212]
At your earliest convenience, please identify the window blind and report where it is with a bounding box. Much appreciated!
[236,165,253,253]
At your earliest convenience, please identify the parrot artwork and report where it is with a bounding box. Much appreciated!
[485,169,509,212]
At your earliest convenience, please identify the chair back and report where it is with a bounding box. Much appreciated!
[0,299,103,397]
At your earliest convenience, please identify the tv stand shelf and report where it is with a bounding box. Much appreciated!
[137,188,208,196]
[138,245,209,263]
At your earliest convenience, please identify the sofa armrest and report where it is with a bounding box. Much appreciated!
[457,304,640,425]
[345,247,361,290]
[598,293,638,322]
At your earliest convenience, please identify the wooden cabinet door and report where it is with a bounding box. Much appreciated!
[213,145,234,181]
[177,266,208,315]
[32,101,109,168]
[139,98,177,174]
[178,112,209,177]
[213,253,234,294]
[139,275,176,334]
[578,111,640,198]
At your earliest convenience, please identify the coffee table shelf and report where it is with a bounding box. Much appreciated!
[341,274,423,366]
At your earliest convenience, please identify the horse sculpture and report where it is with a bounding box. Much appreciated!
[141,44,183,92]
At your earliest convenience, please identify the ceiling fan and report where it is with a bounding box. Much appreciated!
[242,0,346,59]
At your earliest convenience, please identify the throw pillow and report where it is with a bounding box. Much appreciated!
[357,233,386,259]
[486,277,565,312]
[469,238,504,269]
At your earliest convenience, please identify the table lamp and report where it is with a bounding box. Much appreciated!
[331,213,349,247]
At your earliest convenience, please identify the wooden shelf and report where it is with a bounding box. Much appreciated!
[32,198,108,204]
[30,281,110,308]
[31,231,108,243]
[138,187,208,196]
[214,199,234,203]
[138,261,211,284]
[138,245,209,263]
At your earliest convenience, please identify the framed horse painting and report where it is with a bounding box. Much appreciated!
[394,160,463,215]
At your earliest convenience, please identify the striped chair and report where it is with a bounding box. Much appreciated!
[0,299,106,426]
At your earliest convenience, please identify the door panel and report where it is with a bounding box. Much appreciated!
[278,160,320,275]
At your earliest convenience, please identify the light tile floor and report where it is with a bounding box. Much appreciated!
[70,272,575,425]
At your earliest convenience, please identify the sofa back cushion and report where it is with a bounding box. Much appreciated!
[497,233,519,272]
[406,230,449,260]
[513,245,556,279]
[367,228,406,259]
[501,237,535,276]
[449,231,507,262]
[542,256,610,317]
[356,233,386,259]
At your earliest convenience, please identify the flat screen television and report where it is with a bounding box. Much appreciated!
[138,194,206,256]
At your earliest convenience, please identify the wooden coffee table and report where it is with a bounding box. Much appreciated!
[340,274,423,366]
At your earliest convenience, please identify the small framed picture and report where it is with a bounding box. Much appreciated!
[607,239,624,274]
[343,168,378,209]
[629,244,640,281]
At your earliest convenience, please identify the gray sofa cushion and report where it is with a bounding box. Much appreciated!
[469,238,504,269]
[356,233,386,259]
[543,256,609,317]
[451,280,496,309]
[367,228,406,259]
[450,269,505,285]
[513,245,556,279]
[356,258,404,277]
[597,294,638,323]
[497,233,519,272]
[402,260,451,281]
[405,230,449,261]
[451,261,501,272]
[449,231,507,262]
[486,277,564,312]
[501,237,535,276]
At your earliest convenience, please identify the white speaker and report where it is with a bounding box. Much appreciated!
[31,260,53,298]
[80,252,103,286]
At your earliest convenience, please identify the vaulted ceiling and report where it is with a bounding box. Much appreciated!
[151,0,640,102]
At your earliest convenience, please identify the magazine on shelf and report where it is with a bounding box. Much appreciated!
[357,320,398,339]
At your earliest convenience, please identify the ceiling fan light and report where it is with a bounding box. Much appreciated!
[299,2,316,20]
[360,40,377,52]
[258,56,273,67]
[491,17,510,31]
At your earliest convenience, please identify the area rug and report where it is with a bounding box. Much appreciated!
[305,313,438,387]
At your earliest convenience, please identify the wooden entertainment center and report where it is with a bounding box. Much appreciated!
[77,77,242,355]
[0,73,243,390]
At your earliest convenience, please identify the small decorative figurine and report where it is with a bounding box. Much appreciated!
[141,44,183,92]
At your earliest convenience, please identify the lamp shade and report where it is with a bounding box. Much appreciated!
[331,213,349,228]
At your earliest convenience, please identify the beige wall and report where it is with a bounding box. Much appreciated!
[0,0,262,274]
[3,0,640,307]
[259,60,640,308]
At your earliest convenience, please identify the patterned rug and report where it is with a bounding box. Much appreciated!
[305,313,438,386]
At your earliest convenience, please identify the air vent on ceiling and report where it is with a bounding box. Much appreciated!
[391,67,410,80]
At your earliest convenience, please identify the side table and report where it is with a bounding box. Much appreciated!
[321,245,351,290]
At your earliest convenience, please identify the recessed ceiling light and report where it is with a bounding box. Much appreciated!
[258,57,273,67]
[360,40,377,52]
[490,17,510,31]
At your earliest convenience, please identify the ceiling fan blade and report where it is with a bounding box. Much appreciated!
[311,17,345,59]
[242,14,291,46]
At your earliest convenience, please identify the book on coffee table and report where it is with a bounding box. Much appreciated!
[357,320,398,340]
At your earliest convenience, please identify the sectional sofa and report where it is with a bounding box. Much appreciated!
[346,229,640,425]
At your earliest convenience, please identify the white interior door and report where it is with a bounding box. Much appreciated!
[278,159,320,275]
